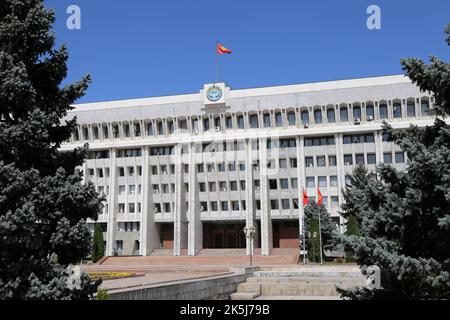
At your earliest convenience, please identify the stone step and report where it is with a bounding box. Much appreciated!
[236,282,261,294]
[253,271,364,278]
[258,282,356,296]
[246,276,366,285]
[230,292,261,300]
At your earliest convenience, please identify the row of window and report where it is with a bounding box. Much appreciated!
[117,222,140,232]
[74,100,431,141]
[118,203,142,214]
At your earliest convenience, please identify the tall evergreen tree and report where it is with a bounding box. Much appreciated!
[0,0,103,299]
[338,25,450,299]
[91,224,105,263]
[304,202,337,262]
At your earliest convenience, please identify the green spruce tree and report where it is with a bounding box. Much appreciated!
[304,202,337,263]
[338,25,450,299]
[91,224,105,263]
[0,0,103,299]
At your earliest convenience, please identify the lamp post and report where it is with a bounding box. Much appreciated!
[244,225,256,267]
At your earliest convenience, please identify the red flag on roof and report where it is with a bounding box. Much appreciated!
[217,43,232,55]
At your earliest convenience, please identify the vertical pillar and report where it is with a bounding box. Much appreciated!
[258,137,272,256]
[174,144,188,256]
[296,136,305,255]
[245,139,256,256]
[140,146,160,256]
[188,142,202,256]
[335,133,346,234]
[106,148,118,256]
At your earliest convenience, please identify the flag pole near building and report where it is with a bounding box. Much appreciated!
[317,187,324,265]
[302,188,309,264]
[216,42,232,83]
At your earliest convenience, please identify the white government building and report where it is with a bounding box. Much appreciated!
[61,74,435,257]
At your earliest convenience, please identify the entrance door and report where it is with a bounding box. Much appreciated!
[213,231,224,248]
[226,230,238,248]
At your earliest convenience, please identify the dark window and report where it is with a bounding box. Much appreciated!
[301,110,309,125]
[367,153,376,164]
[355,154,365,165]
[379,104,388,119]
[393,103,402,118]
[329,155,337,166]
[395,152,405,163]
[383,152,392,164]
[314,109,322,124]
[407,103,416,117]
[287,112,296,126]
[340,107,348,121]
[366,105,375,118]
[344,154,353,165]
[275,112,283,126]
[327,108,335,123]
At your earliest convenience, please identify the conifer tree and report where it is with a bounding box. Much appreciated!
[338,25,450,299]
[91,224,105,263]
[304,202,337,262]
[0,0,103,299]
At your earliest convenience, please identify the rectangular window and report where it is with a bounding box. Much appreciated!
[209,182,216,192]
[291,178,298,189]
[317,156,326,167]
[318,176,327,187]
[306,177,315,188]
[199,182,206,192]
[269,179,278,190]
[228,162,236,171]
[329,155,337,166]
[355,154,365,165]
[281,199,290,210]
[197,163,204,173]
[280,179,289,189]
[119,203,125,213]
[290,158,297,168]
[330,176,338,187]
[395,152,405,163]
[383,152,392,164]
[239,163,246,171]
[119,167,125,176]
[129,203,135,213]
[129,185,136,195]
[232,201,239,211]
[230,181,238,191]
[279,159,287,169]
[344,154,353,165]
[221,201,229,211]
[270,199,279,210]
[118,185,126,195]
[305,157,314,168]
[116,240,123,251]
[367,153,376,164]
[240,180,246,191]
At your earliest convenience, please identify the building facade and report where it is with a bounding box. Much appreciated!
[61,75,435,256]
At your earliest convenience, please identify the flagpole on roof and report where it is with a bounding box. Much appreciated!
[215,40,219,84]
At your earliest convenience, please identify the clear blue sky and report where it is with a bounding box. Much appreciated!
[46,0,449,103]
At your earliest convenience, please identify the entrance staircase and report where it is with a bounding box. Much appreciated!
[230,266,367,300]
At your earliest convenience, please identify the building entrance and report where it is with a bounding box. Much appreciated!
[203,223,246,249]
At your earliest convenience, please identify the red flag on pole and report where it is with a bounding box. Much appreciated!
[217,43,232,55]
[317,187,323,206]
[302,188,309,207]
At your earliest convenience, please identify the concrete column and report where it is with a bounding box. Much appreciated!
[296,136,305,251]
[106,148,118,256]
[173,144,188,256]
[335,133,346,234]
[245,139,256,256]
[375,130,383,166]
[140,146,160,256]
[188,142,202,256]
[258,137,272,256]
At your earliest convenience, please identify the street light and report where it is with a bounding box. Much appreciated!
[244,225,256,267]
